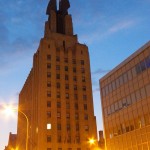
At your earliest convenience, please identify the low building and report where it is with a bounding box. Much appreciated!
[100,41,150,149]
[98,130,105,149]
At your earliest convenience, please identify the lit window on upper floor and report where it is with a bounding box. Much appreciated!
[47,55,51,60]
[72,59,76,64]
[47,63,51,69]
[81,60,84,65]
[47,135,51,142]
[47,91,51,97]
[65,66,68,71]
[47,82,51,87]
[47,111,51,118]
[56,56,60,62]
[47,101,51,107]
[57,112,61,118]
[64,58,68,63]
[47,72,51,78]
[47,123,51,130]
[66,93,69,99]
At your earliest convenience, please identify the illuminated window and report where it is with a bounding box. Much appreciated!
[47,123,51,130]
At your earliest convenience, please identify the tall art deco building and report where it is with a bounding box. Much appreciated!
[17,0,97,150]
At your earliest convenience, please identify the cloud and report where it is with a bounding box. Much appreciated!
[92,68,111,75]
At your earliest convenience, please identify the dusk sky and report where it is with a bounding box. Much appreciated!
[0,0,150,149]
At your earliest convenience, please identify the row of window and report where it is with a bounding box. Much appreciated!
[102,55,150,97]
[47,101,88,110]
[47,55,85,65]
[104,83,150,116]
[47,91,87,99]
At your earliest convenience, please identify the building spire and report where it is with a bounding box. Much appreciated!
[46,0,57,15]
[59,0,70,15]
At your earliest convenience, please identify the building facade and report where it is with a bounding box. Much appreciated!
[17,0,97,150]
[100,41,150,150]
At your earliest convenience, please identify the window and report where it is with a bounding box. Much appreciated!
[73,67,76,73]
[75,103,78,110]
[56,56,60,62]
[57,92,60,98]
[76,124,79,131]
[66,103,70,109]
[57,102,61,108]
[73,76,77,81]
[146,56,150,68]
[75,113,79,120]
[74,94,78,100]
[57,124,61,130]
[47,135,51,142]
[47,148,51,150]
[84,104,87,110]
[65,66,68,71]
[47,55,51,60]
[58,148,62,150]
[83,86,86,91]
[57,112,61,118]
[67,137,71,143]
[82,76,85,82]
[56,65,60,70]
[81,68,85,73]
[47,123,51,130]
[66,113,70,119]
[48,44,50,48]
[74,85,77,90]
[47,72,51,78]
[47,63,51,69]
[47,91,51,97]
[83,95,87,100]
[57,83,60,88]
[47,101,51,107]
[77,148,81,150]
[67,124,70,130]
[140,60,146,71]
[47,82,51,87]
[47,111,51,118]
[65,75,69,80]
[64,58,68,63]
[76,136,80,143]
[66,93,69,99]
[65,84,69,90]
[57,135,61,143]
[81,60,84,65]
[72,59,76,64]
[84,114,88,120]
[56,74,60,79]
[85,125,89,131]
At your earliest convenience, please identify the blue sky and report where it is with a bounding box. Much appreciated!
[0,0,150,149]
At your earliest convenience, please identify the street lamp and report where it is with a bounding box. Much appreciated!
[3,105,29,150]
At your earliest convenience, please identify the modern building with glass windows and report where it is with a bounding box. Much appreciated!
[100,41,150,150]
[16,0,97,150]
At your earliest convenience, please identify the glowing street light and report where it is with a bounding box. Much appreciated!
[2,105,29,150]
[88,138,96,145]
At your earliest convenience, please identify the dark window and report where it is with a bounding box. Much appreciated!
[65,66,68,71]
[73,76,77,81]
[85,125,89,131]
[58,148,62,150]
[82,76,85,82]
[66,103,70,109]
[74,94,78,100]
[67,124,70,130]
[47,136,51,142]
[84,114,88,120]
[65,84,69,90]
[75,103,78,110]
[47,63,51,69]
[75,113,79,120]
[84,104,87,110]
[73,67,76,73]
[47,111,51,118]
[57,124,61,130]
[47,72,51,78]
[57,92,60,98]
[81,68,85,73]
[76,124,79,131]
[57,83,60,88]
[83,86,86,91]
[83,95,87,100]
[56,65,60,70]
[65,75,69,80]
[74,85,77,90]
[66,113,70,119]
[81,60,84,65]
[72,59,76,64]
[57,112,61,118]
[76,136,80,143]
[47,101,51,107]
[47,82,51,87]
[66,93,69,99]
[57,135,61,143]
[64,58,68,63]
[47,148,51,150]
[48,44,50,48]
[56,56,60,62]
[56,74,60,79]
[47,91,51,97]
[47,55,51,60]
[57,102,61,108]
